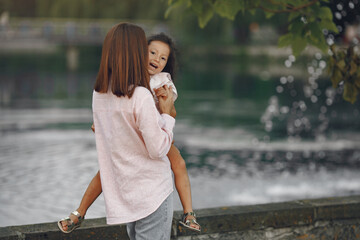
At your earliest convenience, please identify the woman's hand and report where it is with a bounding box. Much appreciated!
[157,85,174,116]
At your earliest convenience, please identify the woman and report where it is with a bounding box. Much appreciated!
[92,22,175,239]
[58,32,201,236]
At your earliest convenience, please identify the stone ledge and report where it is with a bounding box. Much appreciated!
[1,195,360,240]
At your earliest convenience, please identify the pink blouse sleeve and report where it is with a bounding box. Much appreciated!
[135,90,175,159]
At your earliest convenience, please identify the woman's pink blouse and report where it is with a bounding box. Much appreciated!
[92,86,175,224]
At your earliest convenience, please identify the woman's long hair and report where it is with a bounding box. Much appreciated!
[94,23,150,98]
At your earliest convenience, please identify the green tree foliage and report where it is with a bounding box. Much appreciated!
[166,0,359,103]
[0,0,168,20]
[328,45,360,104]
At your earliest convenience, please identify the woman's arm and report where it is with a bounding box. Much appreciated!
[136,86,175,159]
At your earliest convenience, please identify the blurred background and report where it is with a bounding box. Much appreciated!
[0,0,359,227]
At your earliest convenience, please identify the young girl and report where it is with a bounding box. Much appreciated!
[58,32,201,233]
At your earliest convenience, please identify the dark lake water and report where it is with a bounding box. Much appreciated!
[1,45,360,227]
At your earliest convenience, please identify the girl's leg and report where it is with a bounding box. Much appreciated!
[167,144,200,230]
[60,170,102,231]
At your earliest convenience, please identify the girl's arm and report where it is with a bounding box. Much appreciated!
[170,105,177,118]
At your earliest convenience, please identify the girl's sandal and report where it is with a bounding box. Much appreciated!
[57,210,84,233]
[179,212,201,232]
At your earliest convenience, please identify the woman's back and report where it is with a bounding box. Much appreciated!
[92,86,175,224]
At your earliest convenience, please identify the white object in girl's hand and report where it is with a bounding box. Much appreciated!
[150,72,178,102]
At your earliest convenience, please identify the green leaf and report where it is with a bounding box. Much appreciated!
[288,12,300,22]
[289,17,305,36]
[198,3,214,28]
[355,75,360,89]
[278,33,293,48]
[307,22,323,40]
[327,57,335,74]
[307,22,328,52]
[338,51,346,60]
[331,68,343,88]
[264,11,274,19]
[165,0,187,18]
[319,19,339,33]
[347,46,355,58]
[247,0,261,9]
[191,0,205,15]
[318,6,333,21]
[292,37,307,56]
[249,9,257,15]
[336,59,346,72]
[213,0,244,20]
[269,0,286,4]
[343,82,358,104]
[287,0,304,5]
[307,35,328,53]
[350,61,357,76]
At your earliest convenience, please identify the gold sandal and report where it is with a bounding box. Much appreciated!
[57,210,84,233]
[179,212,201,232]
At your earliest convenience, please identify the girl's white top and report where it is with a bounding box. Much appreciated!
[150,72,178,102]
[92,86,175,225]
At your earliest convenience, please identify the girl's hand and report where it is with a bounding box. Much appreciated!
[91,124,95,133]
[154,86,168,99]
[158,85,174,115]
[154,86,176,118]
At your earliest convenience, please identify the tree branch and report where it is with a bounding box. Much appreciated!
[259,0,319,13]
[267,0,291,8]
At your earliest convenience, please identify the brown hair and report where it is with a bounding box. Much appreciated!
[94,22,150,98]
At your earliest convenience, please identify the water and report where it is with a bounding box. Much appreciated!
[1,47,360,227]
[1,108,359,227]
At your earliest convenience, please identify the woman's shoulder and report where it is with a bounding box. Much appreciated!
[132,87,155,110]
[133,86,152,98]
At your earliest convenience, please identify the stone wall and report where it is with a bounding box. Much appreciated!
[1,195,360,240]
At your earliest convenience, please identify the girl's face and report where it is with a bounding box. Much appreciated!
[148,40,170,76]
